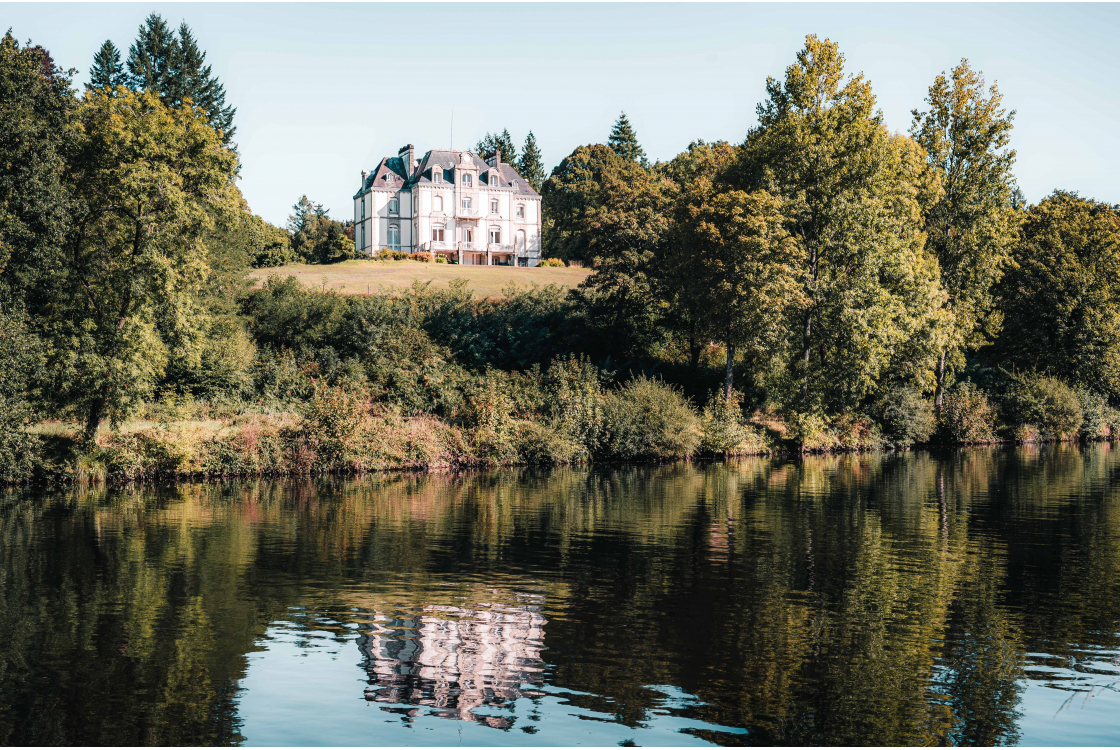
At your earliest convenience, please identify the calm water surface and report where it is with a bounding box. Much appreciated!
[2,445,1120,746]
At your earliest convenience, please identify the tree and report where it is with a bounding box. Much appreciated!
[517,131,546,193]
[737,35,945,413]
[126,13,175,94]
[0,32,76,313]
[476,129,517,163]
[990,191,1120,399]
[88,40,126,90]
[608,111,647,167]
[675,184,805,398]
[124,15,236,143]
[44,89,240,441]
[911,59,1019,412]
[288,196,352,264]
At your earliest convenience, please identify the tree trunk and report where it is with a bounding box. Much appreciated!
[84,395,106,446]
[934,350,947,414]
[801,312,813,406]
[724,341,735,400]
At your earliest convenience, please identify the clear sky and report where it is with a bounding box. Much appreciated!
[6,3,1118,226]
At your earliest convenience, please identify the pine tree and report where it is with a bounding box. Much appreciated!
[88,40,126,90]
[517,131,546,193]
[608,111,647,167]
[169,23,236,143]
[475,129,517,163]
[126,13,175,94]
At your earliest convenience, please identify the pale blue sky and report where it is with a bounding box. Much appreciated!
[6,3,1118,226]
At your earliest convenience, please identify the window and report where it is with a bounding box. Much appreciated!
[463,228,473,244]
[434,196,443,212]
[433,225,445,243]
[516,204,524,219]
[462,197,471,211]
[490,173,498,186]
[434,171,442,183]
[361,199,365,218]
[490,199,499,215]
[516,229,526,250]
[489,227,501,244]
[388,225,400,250]
[361,224,366,249]
[462,174,472,187]
[388,197,399,214]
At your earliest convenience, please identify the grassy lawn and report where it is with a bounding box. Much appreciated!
[248,260,592,299]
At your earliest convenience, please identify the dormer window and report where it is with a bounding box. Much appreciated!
[388,197,399,214]
[490,173,498,186]
[462,174,472,187]
[434,171,442,183]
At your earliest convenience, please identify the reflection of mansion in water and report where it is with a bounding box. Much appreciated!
[357,598,547,727]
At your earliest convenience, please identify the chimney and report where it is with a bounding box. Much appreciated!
[361,169,369,186]
[398,144,415,177]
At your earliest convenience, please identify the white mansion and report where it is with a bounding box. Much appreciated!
[353,145,542,266]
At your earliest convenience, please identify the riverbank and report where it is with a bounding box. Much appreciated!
[16,399,1119,486]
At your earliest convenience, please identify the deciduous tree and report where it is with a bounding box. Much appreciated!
[911,59,1019,412]
[45,89,240,440]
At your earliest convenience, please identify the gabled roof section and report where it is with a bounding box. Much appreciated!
[355,156,409,197]
[356,149,540,198]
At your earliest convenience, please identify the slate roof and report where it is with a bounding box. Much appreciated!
[355,149,540,198]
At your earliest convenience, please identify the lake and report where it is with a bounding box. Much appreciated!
[2,444,1119,746]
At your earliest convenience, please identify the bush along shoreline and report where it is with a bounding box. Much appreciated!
[11,365,1120,486]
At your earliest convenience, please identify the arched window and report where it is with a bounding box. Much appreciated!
[361,199,365,218]
[361,224,366,249]
[388,197,399,214]
[434,195,443,212]
[434,170,442,183]
[388,225,400,250]
[516,229,525,250]
[490,173,498,186]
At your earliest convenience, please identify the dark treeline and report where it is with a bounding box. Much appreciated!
[1,27,1118,483]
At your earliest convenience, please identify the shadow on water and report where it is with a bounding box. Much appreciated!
[1,443,1119,745]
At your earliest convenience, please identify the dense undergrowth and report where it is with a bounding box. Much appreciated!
[6,277,1119,485]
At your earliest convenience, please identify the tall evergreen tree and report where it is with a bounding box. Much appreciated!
[608,111,647,167]
[88,40,126,90]
[126,13,175,94]
[476,129,517,163]
[910,59,1019,412]
[169,22,236,143]
[517,131,545,193]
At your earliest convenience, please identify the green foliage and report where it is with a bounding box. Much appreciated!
[938,382,997,444]
[288,195,352,264]
[543,355,604,454]
[991,192,1120,399]
[44,88,240,441]
[700,390,769,456]
[476,129,518,164]
[88,40,126,90]
[911,59,1019,407]
[538,258,565,267]
[738,35,946,413]
[872,385,937,446]
[0,310,44,481]
[242,212,293,268]
[125,14,236,142]
[0,32,76,312]
[1073,388,1119,440]
[517,131,546,193]
[1000,372,1083,440]
[599,376,701,460]
[608,111,647,167]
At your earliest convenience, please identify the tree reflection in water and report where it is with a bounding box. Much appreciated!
[0,444,1118,745]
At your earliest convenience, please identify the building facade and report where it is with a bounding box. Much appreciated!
[354,145,543,266]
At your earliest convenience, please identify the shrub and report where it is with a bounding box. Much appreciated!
[599,376,700,460]
[700,390,769,455]
[872,385,936,446]
[515,419,585,465]
[543,355,604,454]
[299,381,367,470]
[414,251,432,263]
[939,382,997,444]
[788,410,832,451]
[462,370,519,464]
[1001,372,1083,440]
[538,258,565,268]
[435,256,448,264]
[0,397,41,483]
